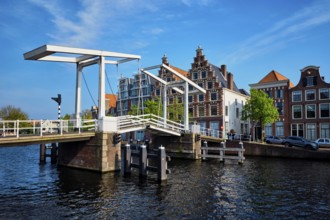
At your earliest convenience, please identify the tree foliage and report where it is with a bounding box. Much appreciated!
[168,97,184,122]
[241,89,279,140]
[128,98,163,116]
[0,105,29,120]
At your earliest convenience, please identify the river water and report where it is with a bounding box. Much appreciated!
[0,145,329,219]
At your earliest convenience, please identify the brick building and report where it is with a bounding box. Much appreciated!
[250,70,294,138]
[251,65,330,140]
[187,47,250,138]
[289,66,330,140]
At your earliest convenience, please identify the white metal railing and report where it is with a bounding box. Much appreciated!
[199,127,223,138]
[117,114,185,134]
[0,119,97,138]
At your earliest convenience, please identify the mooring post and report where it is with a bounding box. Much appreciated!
[50,143,58,164]
[220,142,225,162]
[158,145,167,181]
[239,142,244,164]
[202,141,208,160]
[139,144,147,178]
[121,143,131,175]
[39,143,46,164]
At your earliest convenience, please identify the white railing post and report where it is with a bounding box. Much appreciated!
[40,120,43,137]
[60,119,63,135]
[16,120,19,138]
[2,122,5,137]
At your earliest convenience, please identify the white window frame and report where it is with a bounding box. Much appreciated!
[320,103,330,118]
[320,88,330,100]
[292,105,302,119]
[306,104,316,119]
[305,89,316,101]
[292,91,302,102]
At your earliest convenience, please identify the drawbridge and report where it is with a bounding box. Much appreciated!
[117,114,184,136]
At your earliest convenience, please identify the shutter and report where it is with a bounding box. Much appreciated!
[313,76,317,85]
[303,78,307,87]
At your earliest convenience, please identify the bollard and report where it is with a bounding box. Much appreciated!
[220,142,225,162]
[39,143,46,164]
[158,145,167,181]
[50,143,58,164]
[202,141,208,160]
[139,144,147,178]
[121,143,132,175]
[239,142,244,164]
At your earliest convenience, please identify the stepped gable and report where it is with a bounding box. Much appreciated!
[259,70,294,87]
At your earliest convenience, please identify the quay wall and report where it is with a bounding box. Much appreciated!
[225,140,330,161]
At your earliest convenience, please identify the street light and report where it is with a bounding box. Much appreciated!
[51,94,61,119]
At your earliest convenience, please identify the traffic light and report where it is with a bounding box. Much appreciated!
[113,133,122,145]
[51,94,61,105]
[195,134,201,142]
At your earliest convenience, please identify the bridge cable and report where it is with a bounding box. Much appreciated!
[82,71,97,107]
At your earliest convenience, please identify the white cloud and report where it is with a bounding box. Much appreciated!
[223,0,330,64]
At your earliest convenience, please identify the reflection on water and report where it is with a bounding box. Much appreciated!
[0,145,330,219]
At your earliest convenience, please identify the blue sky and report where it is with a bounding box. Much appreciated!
[1,0,330,119]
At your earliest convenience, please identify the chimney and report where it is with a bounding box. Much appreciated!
[227,72,233,90]
[162,54,169,65]
[221,64,227,79]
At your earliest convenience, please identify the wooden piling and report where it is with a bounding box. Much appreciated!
[158,145,167,181]
[139,145,147,178]
[39,143,46,164]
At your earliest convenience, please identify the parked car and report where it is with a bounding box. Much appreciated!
[265,136,283,144]
[314,138,330,148]
[282,136,319,150]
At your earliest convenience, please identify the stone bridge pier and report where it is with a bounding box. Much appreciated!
[58,131,121,172]
[152,133,201,159]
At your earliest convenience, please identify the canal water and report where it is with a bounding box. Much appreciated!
[0,145,329,219]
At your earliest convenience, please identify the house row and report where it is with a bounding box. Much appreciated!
[113,47,330,141]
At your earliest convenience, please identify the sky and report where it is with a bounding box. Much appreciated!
[1,0,330,119]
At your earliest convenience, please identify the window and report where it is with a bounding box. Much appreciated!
[210,105,217,116]
[320,123,330,138]
[276,89,283,98]
[320,103,330,118]
[306,124,316,140]
[208,82,213,89]
[265,123,272,136]
[305,90,315,101]
[305,76,317,86]
[236,108,239,118]
[201,71,207,78]
[293,105,302,119]
[178,97,182,103]
[291,123,304,137]
[211,92,217,101]
[189,107,193,116]
[188,96,192,103]
[199,94,204,102]
[265,90,272,98]
[198,82,203,88]
[320,88,330,99]
[189,85,193,91]
[169,97,173,104]
[192,72,198,80]
[198,106,204,116]
[306,104,316,118]
[276,122,284,136]
[225,106,228,116]
[276,102,284,115]
[292,91,302,102]
[156,89,160,96]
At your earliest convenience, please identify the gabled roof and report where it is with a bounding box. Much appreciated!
[169,65,188,78]
[258,70,294,87]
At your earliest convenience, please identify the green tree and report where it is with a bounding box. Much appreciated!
[241,89,279,142]
[0,105,29,120]
[168,97,184,122]
[128,98,163,116]
[144,97,163,116]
